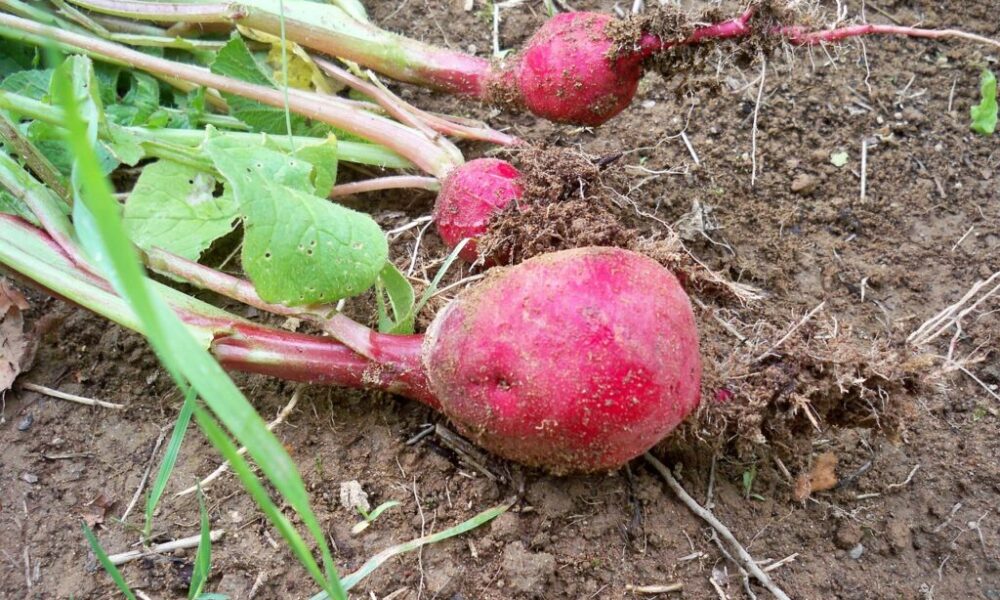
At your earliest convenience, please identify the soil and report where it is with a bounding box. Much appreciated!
[2,1,1000,599]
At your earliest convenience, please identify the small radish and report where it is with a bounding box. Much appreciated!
[433,158,523,263]
[212,246,702,473]
[492,12,647,126]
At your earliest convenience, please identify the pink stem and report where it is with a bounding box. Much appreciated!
[144,247,380,360]
[0,12,462,178]
[64,0,494,97]
[315,58,521,147]
[328,176,440,198]
[639,8,1000,55]
[206,321,439,409]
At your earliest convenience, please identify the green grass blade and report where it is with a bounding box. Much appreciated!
[365,500,401,523]
[401,238,468,325]
[144,387,197,538]
[48,50,344,599]
[189,486,212,599]
[310,500,512,600]
[192,404,335,595]
[82,524,137,600]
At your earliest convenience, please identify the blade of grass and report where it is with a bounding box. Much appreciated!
[192,403,333,593]
[82,524,137,600]
[48,49,345,599]
[310,500,512,599]
[144,387,197,539]
[364,500,401,522]
[189,486,212,599]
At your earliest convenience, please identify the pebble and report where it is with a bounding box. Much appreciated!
[21,472,39,484]
[902,107,925,123]
[834,522,863,550]
[339,480,370,513]
[848,543,865,560]
[17,414,33,431]
[791,173,819,195]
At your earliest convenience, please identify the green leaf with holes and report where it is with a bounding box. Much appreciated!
[123,160,239,260]
[203,138,385,305]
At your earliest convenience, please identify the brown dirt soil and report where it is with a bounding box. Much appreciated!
[3,1,1000,599]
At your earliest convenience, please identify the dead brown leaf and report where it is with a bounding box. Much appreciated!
[793,451,838,501]
[81,492,117,529]
[0,278,33,392]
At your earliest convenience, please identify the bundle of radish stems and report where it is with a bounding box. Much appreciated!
[1,0,997,472]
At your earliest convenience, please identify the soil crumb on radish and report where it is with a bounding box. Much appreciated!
[605,5,695,55]
[480,199,635,265]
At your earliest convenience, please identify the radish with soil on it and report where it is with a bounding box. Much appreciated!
[55,0,1000,125]
[0,213,701,474]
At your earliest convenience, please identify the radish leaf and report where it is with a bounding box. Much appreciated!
[0,68,52,100]
[204,139,386,304]
[211,36,328,136]
[124,160,239,260]
[376,261,414,334]
[971,69,997,136]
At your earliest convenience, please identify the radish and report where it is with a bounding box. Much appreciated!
[432,158,523,263]
[60,1,1000,125]
[215,246,702,473]
[1,213,701,473]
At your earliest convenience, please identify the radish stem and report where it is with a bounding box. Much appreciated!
[0,213,437,405]
[0,12,462,177]
[328,176,440,197]
[64,0,496,97]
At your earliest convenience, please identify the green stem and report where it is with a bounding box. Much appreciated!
[0,89,413,169]
[0,12,461,176]
[63,0,495,98]
[0,113,70,202]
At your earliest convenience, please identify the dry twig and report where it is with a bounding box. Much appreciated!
[645,454,791,600]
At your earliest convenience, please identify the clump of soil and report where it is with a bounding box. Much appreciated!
[480,198,635,265]
[512,145,603,205]
[605,4,694,55]
[673,320,927,461]
[477,146,629,264]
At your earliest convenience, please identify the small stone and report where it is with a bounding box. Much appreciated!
[426,559,459,595]
[848,543,865,560]
[490,512,520,541]
[791,173,819,194]
[17,414,33,431]
[339,481,370,513]
[21,472,38,484]
[502,542,555,594]
[886,519,912,554]
[902,107,925,123]
[641,100,656,109]
[217,572,252,598]
[834,522,863,550]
